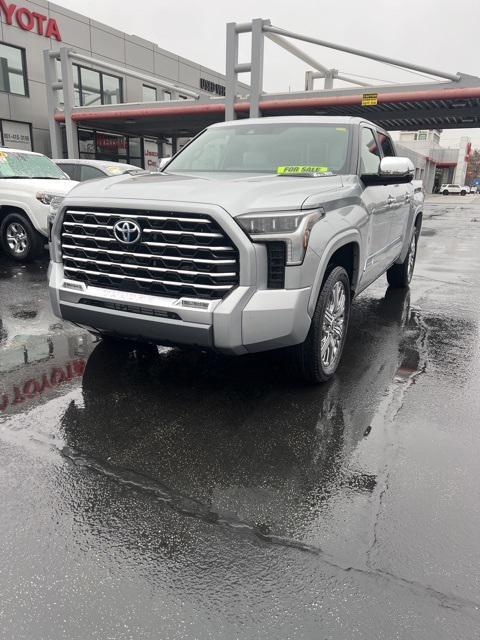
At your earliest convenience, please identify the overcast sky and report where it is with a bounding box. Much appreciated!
[55,0,480,147]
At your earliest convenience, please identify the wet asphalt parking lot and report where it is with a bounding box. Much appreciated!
[0,196,479,639]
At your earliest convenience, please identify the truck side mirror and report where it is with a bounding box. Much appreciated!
[362,157,415,186]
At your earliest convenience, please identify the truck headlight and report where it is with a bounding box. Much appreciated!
[36,192,63,207]
[236,209,324,265]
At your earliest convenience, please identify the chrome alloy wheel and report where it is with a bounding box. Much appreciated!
[407,233,417,282]
[321,281,346,369]
[6,222,28,255]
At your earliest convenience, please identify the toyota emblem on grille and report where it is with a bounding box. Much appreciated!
[113,219,141,244]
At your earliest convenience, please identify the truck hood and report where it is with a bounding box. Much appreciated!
[65,171,345,216]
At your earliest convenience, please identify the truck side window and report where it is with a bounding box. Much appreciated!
[377,132,396,157]
[360,128,381,174]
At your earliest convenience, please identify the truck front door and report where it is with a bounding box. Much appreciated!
[377,131,412,264]
[359,126,392,284]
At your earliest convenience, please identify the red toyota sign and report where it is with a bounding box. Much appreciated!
[0,0,62,41]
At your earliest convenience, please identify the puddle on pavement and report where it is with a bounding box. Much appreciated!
[0,287,425,555]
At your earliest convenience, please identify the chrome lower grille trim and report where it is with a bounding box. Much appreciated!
[62,255,237,278]
[63,267,234,291]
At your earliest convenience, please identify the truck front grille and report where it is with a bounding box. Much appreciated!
[60,208,240,300]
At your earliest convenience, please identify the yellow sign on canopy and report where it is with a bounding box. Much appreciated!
[362,93,378,106]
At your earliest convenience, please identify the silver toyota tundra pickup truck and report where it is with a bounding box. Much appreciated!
[48,116,422,382]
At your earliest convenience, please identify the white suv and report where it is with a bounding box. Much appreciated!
[0,148,78,261]
[440,183,468,195]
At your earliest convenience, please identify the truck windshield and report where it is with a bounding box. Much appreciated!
[0,150,68,179]
[167,123,351,174]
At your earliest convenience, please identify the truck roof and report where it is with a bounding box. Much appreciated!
[209,115,372,129]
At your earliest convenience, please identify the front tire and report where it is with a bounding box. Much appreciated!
[0,212,44,261]
[442,190,449,195]
[291,266,351,383]
[387,227,418,288]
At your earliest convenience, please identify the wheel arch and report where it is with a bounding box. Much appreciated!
[308,231,362,316]
[0,204,45,236]
[414,210,423,232]
[0,205,30,222]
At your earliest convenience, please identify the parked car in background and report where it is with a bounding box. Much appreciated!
[49,116,422,383]
[0,149,78,262]
[440,183,469,195]
[53,159,143,182]
[469,185,478,193]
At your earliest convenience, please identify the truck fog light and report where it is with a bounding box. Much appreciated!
[180,299,210,309]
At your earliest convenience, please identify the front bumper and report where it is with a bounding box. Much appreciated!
[49,263,312,355]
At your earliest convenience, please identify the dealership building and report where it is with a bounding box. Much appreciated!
[0,0,247,167]
[394,130,472,193]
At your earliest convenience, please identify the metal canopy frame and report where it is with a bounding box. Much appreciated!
[225,19,462,118]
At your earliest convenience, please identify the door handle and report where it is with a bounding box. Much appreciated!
[387,195,395,205]
[405,194,411,202]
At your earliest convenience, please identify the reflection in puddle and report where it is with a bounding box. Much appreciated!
[0,332,96,417]
[55,287,421,546]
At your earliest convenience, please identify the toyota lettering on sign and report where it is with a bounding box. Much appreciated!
[0,0,62,41]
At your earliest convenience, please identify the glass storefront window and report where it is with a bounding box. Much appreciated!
[102,74,122,105]
[57,63,123,107]
[74,66,82,107]
[129,137,142,159]
[0,44,27,96]
[78,129,96,157]
[61,66,123,107]
[96,132,127,160]
[143,85,157,102]
[64,126,161,168]
[80,68,101,107]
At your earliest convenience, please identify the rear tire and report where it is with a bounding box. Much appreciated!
[387,227,419,288]
[290,266,351,383]
[0,212,45,262]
